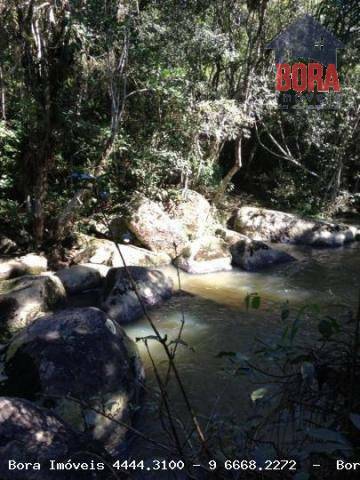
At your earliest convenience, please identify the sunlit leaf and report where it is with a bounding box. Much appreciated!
[251,387,268,402]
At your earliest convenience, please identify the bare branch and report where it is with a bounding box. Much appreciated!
[255,122,320,178]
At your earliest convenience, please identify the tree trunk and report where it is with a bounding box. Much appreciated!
[216,136,242,198]
[327,158,343,204]
[55,187,90,240]
[31,82,54,245]
[32,182,46,245]
[0,65,6,121]
[53,32,129,242]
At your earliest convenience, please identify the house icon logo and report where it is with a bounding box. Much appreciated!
[267,14,344,67]
[266,15,344,104]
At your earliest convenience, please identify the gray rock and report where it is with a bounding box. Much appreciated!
[0,254,48,281]
[231,239,296,271]
[4,307,144,453]
[56,265,102,294]
[0,259,26,281]
[102,267,173,324]
[127,197,188,258]
[71,235,114,265]
[0,397,106,480]
[111,244,172,268]
[0,275,66,336]
[81,263,111,278]
[232,206,359,247]
[72,234,172,268]
[215,226,249,246]
[174,236,232,274]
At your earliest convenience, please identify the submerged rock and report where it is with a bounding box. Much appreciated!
[55,265,102,294]
[231,239,295,271]
[0,275,66,336]
[4,307,144,454]
[102,267,173,324]
[232,206,359,247]
[0,254,48,281]
[174,236,232,274]
[127,197,188,258]
[0,397,107,480]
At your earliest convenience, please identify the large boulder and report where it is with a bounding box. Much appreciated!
[230,239,295,271]
[111,244,172,268]
[0,397,107,480]
[102,267,173,324]
[0,254,48,281]
[232,206,360,247]
[127,197,188,258]
[80,263,111,279]
[71,235,114,265]
[0,275,66,336]
[174,236,232,274]
[4,308,144,454]
[72,234,171,268]
[0,259,26,281]
[55,265,102,295]
[169,190,213,239]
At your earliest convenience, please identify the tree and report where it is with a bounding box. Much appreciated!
[2,0,75,244]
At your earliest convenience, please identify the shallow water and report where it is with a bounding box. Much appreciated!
[124,242,360,463]
[59,239,360,470]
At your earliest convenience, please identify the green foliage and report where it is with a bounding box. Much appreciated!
[217,298,360,477]
[0,121,20,193]
[0,0,358,243]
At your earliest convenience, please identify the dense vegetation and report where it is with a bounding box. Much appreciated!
[0,3,359,479]
[0,0,359,248]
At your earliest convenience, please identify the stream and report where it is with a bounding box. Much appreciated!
[123,241,360,467]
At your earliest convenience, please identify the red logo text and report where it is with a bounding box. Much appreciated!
[276,63,341,93]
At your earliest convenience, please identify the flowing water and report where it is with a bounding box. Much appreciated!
[124,241,360,464]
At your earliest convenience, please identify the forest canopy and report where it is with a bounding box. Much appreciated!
[0,0,359,246]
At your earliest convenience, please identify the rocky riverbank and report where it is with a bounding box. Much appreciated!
[0,191,359,477]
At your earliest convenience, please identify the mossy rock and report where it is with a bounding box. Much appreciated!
[3,307,144,453]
